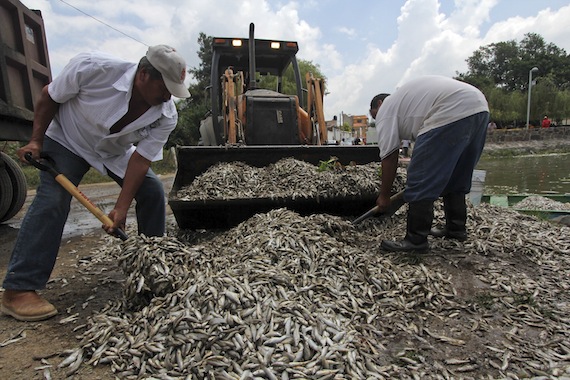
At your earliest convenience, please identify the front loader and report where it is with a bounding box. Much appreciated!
[199,23,327,147]
[169,23,381,229]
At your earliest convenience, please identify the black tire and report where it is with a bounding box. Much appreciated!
[0,152,28,223]
[0,162,13,222]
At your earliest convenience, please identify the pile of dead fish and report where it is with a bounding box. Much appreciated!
[64,202,570,379]
[174,158,407,201]
[514,195,570,211]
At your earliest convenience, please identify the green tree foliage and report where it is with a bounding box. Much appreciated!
[257,59,327,108]
[341,122,352,132]
[458,33,570,91]
[456,33,570,127]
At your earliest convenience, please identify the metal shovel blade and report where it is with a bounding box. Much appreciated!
[352,190,405,225]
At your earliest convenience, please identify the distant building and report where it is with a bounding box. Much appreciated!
[342,113,369,142]
[325,113,371,143]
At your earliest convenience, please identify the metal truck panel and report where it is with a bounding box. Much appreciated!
[1,0,51,222]
[0,0,51,141]
[169,145,381,229]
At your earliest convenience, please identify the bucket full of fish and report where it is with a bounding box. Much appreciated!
[168,145,406,229]
[468,169,486,205]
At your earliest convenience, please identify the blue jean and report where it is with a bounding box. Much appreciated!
[404,111,489,203]
[2,137,166,290]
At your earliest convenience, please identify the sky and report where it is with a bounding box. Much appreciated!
[19,0,570,120]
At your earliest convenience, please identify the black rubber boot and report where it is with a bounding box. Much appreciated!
[381,200,434,253]
[430,193,467,241]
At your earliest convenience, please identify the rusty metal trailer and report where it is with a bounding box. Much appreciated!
[0,0,51,222]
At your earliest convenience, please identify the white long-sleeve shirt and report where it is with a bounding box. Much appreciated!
[375,75,488,160]
[46,51,178,178]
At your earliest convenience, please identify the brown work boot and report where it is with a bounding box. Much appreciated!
[1,290,58,321]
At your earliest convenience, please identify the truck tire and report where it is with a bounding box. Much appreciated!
[0,152,28,223]
[0,162,13,222]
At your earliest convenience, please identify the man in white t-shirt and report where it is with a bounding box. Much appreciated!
[369,76,489,253]
[1,45,190,321]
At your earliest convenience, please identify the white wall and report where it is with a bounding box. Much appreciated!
[366,126,378,144]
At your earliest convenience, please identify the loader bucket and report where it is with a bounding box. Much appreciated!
[169,145,381,229]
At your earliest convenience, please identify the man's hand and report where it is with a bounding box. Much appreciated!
[104,151,152,238]
[376,193,392,213]
[17,142,42,164]
[103,208,127,237]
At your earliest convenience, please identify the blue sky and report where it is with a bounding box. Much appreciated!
[20,0,570,120]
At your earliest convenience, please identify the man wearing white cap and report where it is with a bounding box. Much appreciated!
[1,45,190,321]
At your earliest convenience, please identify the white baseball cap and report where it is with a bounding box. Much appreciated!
[146,45,190,98]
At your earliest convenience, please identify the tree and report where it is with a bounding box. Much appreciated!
[459,33,570,91]
[456,33,570,127]
[553,90,570,125]
[257,59,327,107]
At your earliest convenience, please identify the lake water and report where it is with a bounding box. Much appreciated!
[475,152,570,195]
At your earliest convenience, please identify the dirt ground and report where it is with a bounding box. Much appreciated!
[0,176,175,380]
[0,140,568,380]
[0,229,123,379]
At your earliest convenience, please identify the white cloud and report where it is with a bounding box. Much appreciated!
[325,0,450,118]
[441,0,497,37]
[338,27,356,38]
[484,5,570,52]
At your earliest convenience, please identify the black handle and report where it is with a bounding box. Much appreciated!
[24,152,59,177]
[352,206,379,224]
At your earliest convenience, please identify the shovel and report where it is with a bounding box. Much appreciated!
[25,152,128,241]
[352,189,406,225]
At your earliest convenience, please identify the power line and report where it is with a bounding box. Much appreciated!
[55,0,192,77]
[57,0,149,47]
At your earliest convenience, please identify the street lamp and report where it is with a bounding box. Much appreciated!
[526,67,539,129]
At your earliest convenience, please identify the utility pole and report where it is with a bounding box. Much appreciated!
[526,67,539,129]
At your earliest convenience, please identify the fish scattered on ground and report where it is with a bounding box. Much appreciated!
[56,159,570,379]
[514,195,570,211]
